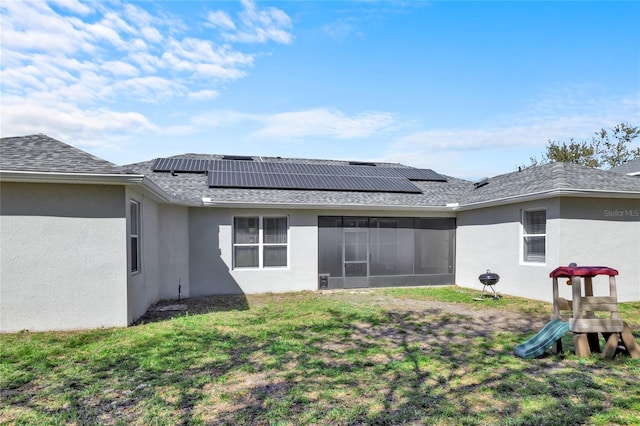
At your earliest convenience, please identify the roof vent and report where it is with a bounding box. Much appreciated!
[222,155,253,161]
[473,177,489,189]
[348,161,377,166]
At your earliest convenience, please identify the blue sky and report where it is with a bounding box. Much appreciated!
[1,1,639,180]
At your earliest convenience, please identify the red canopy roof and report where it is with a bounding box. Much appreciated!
[550,266,618,278]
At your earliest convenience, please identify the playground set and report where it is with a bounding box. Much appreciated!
[515,265,640,359]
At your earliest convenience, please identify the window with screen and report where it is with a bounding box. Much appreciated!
[233,216,288,269]
[522,209,546,263]
[130,200,141,273]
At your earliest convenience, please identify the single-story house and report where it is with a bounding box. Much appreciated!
[1,134,639,332]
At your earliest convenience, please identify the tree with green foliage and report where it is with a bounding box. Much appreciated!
[530,122,640,169]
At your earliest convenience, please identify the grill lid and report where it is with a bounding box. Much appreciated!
[479,269,500,285]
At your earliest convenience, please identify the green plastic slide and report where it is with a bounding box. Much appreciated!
[514,319,569,359]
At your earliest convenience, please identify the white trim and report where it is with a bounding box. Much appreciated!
[454,188,640,211]
[232,215,289,270]
[203,198,453,212]
[0,170,145,184]
[520,208,546,266]
[129,199,142,274]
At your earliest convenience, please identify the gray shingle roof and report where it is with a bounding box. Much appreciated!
[126,155,640,207]
[0,134,124,174]
[125,154,473,207]
[460,162,640,205]
[609,158,640,175]
[4,135,639,208]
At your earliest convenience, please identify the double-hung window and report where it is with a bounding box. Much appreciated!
[130,200,141,273]
[522,209,546,263]
[233,216,288,268]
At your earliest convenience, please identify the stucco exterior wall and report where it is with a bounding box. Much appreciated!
[126,189,191,323]
[189,208,318,295]
[456,199,563,302]
[126,189,161,323]
[558,197,640,302]
[188,207,456,295]
[158,204,190,300]
[0,182,128,332]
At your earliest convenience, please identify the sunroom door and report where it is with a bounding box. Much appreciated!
[343,229,369,288]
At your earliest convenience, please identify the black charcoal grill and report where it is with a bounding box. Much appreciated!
[478,269,500,299]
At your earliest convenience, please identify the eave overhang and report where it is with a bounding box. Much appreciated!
[0,170,173,203]
[200,197,453,213]
[454,188,640,211]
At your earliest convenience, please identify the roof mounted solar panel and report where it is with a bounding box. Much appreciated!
[208,159,446,181]
[152,158,212,173]
[208,171,422,193]
[387,168,447,182]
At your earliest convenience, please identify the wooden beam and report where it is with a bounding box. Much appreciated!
[570,318,624,333]
[577,296,619,313]
[621,322,640,359]
[602,333,619,360]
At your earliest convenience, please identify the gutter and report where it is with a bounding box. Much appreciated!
[200,198,454,213]
[0,170,145,184]
[453,188,640,211]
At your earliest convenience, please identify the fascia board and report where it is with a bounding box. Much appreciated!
[200,198,454,212]
[455,188,640,211]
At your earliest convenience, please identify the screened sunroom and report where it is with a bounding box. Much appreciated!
[318,216,456,289]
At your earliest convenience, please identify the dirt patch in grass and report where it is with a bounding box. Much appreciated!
[138,289,548,336]
[134,294,251,324]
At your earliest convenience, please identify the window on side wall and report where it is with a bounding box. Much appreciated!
[130,200,141,273]
[522,209,546,263]
[233,216,288,269]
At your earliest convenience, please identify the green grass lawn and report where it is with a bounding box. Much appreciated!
[2,286,639,425]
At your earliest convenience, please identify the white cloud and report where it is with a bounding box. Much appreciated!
[188,90,220,101]
[189,108,397,140]
[141,26,163,43]
[0,0,296,150]
[110,77,186,103]
[0,96,154,145]
[207,10,236,31]
[50,0,93,16]
[102,61,140,77]
[256,108,396,139]
[217,0,294,45]
[383,91,640,179]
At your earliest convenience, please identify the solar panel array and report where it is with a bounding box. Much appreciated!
[152,158,211,173]
[152,157,447,193]
[206,160,446,181]
[207,171,422,193]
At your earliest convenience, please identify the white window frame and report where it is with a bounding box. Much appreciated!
[233,215,289,270]
[130,200,141,274]
[521,208,546,265]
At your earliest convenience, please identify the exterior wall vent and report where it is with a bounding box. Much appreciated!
[318,274,329,289]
